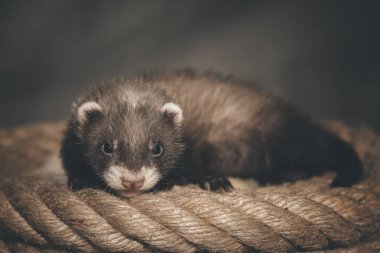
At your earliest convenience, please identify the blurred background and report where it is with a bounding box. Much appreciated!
[0,0,379,131]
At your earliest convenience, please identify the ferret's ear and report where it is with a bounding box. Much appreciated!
[77,101,102,125]
[161,102,183,127]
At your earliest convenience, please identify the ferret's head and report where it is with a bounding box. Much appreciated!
[73,99,184,197]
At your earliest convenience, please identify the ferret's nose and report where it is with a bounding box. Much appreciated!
[121,178,145,190]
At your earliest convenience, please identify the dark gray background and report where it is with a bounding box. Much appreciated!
[1,0,379,131]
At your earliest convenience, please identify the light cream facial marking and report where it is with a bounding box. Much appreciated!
[161,102,183,126]
[103,165,161,191]
[77,101,102,125]
[120,90,142,108]
[112,140,118,150]
[125,94,138,107]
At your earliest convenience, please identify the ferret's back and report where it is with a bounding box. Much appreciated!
[153,73,292,142]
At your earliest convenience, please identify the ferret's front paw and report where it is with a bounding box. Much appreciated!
[69,177,92,191]
[199,176,233,192]
[152,181,176,192]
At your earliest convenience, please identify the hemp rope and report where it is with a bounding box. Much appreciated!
[0,122,379,252]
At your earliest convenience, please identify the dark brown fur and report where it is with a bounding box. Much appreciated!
[61,70,362,192]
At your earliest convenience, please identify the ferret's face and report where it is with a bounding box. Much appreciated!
[76,101,184,197]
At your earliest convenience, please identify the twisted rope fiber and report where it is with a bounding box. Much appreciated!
[1,122,380,252]
[1,180,380,252]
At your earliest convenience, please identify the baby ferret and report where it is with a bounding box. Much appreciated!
[61,71,362,197]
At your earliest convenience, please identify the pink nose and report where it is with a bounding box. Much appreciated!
[121,178,145,190]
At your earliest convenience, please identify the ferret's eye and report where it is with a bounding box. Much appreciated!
[151,144,163,157]
[102,143,113,155]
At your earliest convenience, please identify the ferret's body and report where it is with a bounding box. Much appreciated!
[61,71,362,196]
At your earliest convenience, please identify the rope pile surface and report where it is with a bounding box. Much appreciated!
[0,122,379,253]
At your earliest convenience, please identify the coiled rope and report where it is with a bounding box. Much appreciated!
[0,122,379,252]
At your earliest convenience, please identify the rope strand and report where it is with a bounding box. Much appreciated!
[0,122,379,252]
